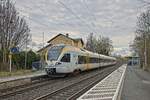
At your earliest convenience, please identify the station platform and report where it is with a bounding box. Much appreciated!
[0,70,46,90]
[77,64,127,100]
[121,65,150,100]
[0,70,46,83]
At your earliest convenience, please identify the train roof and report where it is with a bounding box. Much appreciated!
[51,44,116,60]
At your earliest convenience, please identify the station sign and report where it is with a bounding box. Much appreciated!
[10,47,19,53]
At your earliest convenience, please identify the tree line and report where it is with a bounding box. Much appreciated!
[132,8,150,70]
[0,50,40,71]
[85,33,113,56]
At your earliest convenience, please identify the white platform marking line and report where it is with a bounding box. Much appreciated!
[77,65,127,100]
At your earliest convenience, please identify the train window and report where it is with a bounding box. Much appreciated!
[103,59,108,63]
[104,59,110,63]
[47,46,64,61]
[99,58,101,62]
[61,53,70,62]
[89,57,99,63]
[78,56,86,64]
[89,58,93,63]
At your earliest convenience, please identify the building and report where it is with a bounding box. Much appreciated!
[38,33,84,54]
[127,56,140,66]
[47,33,84,48]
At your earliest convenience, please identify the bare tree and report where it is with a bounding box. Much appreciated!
[133,8,150,69]
[95,36,113,55]
[85,33,96,52]
[85,33,113,55]
[0,0,30,63]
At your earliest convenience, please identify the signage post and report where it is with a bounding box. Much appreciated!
[9,47,19,72]
[9,53,12,72]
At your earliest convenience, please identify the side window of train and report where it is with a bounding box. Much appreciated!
[78,56,86,64]
[89,57,99,63]
[99,58,101,62]
[61,53,70,62]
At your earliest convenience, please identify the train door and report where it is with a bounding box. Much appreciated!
[85,54,90,70]
[99,58,101,68]
[72,53,78,70]
[100,57,104,67]
[74,53,86,71]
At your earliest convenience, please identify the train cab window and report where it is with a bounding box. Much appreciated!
[47,45,64,61]
[61,53,70,62]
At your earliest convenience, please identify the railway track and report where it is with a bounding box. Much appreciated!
[0,75,48,93]
[0,63,122,100]
[0,77,57,98]
[34,65,119,100]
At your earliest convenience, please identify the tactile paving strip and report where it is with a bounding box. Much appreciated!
[77,65,127,100]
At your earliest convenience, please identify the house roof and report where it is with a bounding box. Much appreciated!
[37,34,84,53]
[47,33,84,45]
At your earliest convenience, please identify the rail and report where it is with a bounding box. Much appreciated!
[34,66,118,100]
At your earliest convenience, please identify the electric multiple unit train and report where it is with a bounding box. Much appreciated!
[44,44,117,77]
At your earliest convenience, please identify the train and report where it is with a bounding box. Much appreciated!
[44,44,117,77]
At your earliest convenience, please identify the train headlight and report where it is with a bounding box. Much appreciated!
[55,62,61,66]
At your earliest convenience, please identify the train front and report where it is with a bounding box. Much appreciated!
[44,45,64,76]
[45,45,72,77]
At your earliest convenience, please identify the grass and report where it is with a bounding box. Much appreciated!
[0,69,34,78]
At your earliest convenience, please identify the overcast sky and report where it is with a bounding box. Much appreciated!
[15,0,148,56]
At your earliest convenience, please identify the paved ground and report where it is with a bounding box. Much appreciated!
[0,70,46,83]
[121,65,150,100]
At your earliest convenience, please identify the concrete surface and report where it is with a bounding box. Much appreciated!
[0,70,46,83]
[0,70,46,90]
[78,64,127,100]
[121,65,150,100]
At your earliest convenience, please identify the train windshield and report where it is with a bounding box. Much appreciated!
[47,45,65,61]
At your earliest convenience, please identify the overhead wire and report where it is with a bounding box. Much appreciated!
[81,0,99,33]
[81,0,114,34]
[33,1,79,32]
[58,1,97,34]
[19,0,100,36]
